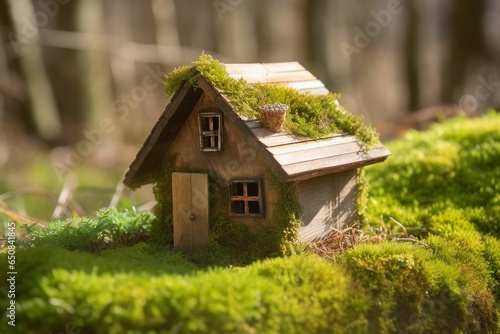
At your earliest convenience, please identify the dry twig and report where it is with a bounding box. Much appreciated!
[305,219,428,259]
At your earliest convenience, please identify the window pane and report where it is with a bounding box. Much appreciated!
[231,182,244,196]
[231,200,245,214]
[248,201,260,214]
[201,115,220,131]
[212,116,219,130]
[201,117,210,131]
[202,135,218,149]
[247,182,259,196]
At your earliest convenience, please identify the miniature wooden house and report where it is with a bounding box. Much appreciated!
[124,61,390,252]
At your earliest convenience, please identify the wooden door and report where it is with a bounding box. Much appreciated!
[172,172,209,252]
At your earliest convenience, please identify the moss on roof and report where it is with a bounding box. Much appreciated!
[164,53,380,147]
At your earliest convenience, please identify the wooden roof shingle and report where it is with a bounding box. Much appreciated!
[123,62,390,188]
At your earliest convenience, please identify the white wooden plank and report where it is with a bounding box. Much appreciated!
[334,170,357,228]
[234,79,326,92]
[274,141,363,166]
[297,174,332,226]
[285,80,325,90]
[244,120,262,129]
[262,62,305,72]
[282,146,390,177]
[300,223,331,241]
[225,63,267,74]
[226,62,305,74]
[228,71,318,84]
[225,62,328,97]
[250,127,309,146]
[267,135,356,155]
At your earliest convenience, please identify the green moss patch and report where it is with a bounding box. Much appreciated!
[164,53,380,147]
[339,236,498,334]
[1,250,369,334]
[365,111,500,238]
[361,111,500,331]
[21,207,154,252]
[4,238,498,333]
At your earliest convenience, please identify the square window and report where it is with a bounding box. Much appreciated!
[229,180,263,217]
[198,112,222,151]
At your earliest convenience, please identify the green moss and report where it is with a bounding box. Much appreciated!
[2,250,373,334]
[209,172,304,261]
[21,207,153,252]
[362,113,500,330]
[365,111,500,238]
[482,236,500,303]
[151,160,176,248]
[265,172,303,257]
[424,232,499,334]
[339,239,498,334]
[164,53,380,147]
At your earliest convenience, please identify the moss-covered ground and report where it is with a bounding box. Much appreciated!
[1,113,499,333]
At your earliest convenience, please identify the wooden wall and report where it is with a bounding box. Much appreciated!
[159,87,359,238]
[296,169,357,240]
[162,90,279,230]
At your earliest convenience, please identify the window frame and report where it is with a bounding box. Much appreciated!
[229,179,264,218]
[198,111,223,152]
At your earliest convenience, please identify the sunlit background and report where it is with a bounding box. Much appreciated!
[1,0,499,222]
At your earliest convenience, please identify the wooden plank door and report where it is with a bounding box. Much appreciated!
[172,172,209,252]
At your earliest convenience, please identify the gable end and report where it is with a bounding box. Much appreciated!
[124,80,203,188]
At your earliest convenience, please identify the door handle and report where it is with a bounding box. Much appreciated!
[189,213,196,220]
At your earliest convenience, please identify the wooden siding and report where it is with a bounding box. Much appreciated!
[164,90,279,229]
[297,169,358,241]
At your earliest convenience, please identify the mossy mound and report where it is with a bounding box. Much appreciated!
[340,236,498,333]
[1,250,370,334]
[3,237,498,333]
[164,53,380,146]
[365,111,500,238]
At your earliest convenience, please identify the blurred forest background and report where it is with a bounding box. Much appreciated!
[0,0,499,222]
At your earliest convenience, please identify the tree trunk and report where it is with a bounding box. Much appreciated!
[405,0,420,112]
[76,0,113,124]
[6,0,62,142]
[441,1,487,103]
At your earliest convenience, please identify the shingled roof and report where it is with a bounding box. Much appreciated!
[124,62,390,188]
